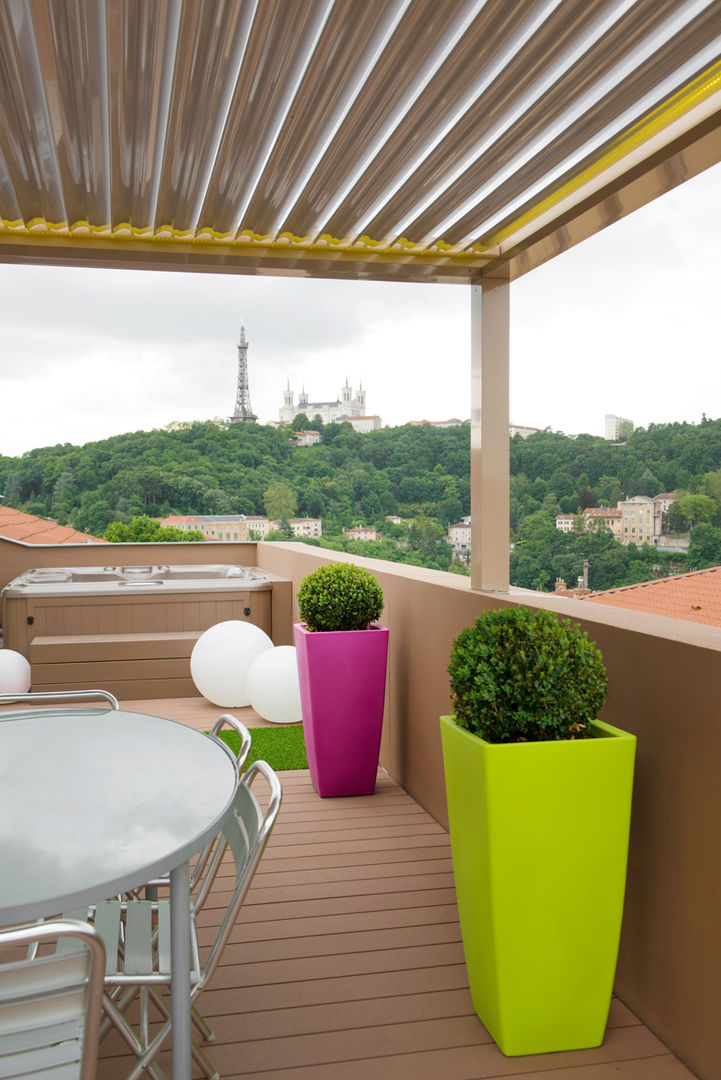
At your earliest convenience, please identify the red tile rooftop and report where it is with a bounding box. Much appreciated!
[0,506,106,544]
[586,565,721,628]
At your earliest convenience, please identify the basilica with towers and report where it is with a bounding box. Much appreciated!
[279,379,378,428]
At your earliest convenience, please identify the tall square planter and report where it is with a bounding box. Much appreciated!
[294,623,388,797]
[440,714,636,1056]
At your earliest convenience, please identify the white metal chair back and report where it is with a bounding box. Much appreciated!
[0,690,119,710]
[0,920,105,1080]
[87,760,282,1079]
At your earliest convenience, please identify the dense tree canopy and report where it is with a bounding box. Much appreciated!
[3,415,721,587]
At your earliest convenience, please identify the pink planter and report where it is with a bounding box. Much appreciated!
[294,623,389,797]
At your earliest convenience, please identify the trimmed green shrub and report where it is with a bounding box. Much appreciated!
[297,562,383,632]
[447,605,607,743]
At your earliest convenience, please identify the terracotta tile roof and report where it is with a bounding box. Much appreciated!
[0,506,106,544]
[585,566,721,628]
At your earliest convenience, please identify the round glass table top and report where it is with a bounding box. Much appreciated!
[0,707,237,924]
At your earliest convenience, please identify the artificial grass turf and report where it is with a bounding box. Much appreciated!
[214,724,309,771]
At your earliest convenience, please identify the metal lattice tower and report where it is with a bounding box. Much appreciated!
[230,325,257,423]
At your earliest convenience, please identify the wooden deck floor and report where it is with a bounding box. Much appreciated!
[95,697,695,1080]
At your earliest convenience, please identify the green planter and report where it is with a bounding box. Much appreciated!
[440,713,636,1056]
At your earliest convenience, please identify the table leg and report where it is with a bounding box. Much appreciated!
[169,862,191,1080]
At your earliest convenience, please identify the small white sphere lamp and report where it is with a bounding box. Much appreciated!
[190,621,273,707]
[246,646,302,725]
[0,650,32,695]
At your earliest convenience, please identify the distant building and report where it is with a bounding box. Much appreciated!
[344,526,378,541]
[348,415,382,433]
[287,518,322,539]
[385,515,403,525]
[160,513,322,540]
[280,379,375,426]
[604,414,634,440]
[410,418,465,428]
[583,507,622,539]
[448,521,471,560]
[291,430,322,446]
[618,496,655,545]
[510,424,541,438]
[555,496,677,546]
[161,513,322,541]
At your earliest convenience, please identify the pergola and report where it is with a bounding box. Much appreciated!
[2,0,720,588]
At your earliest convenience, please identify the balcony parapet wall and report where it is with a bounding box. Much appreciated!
[257,541,721,1080]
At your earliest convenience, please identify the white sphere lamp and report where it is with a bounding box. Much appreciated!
[0,649,32,695]
[190,621,273,707]
[246,646,302,725]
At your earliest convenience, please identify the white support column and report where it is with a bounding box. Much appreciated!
[470,278,510,591]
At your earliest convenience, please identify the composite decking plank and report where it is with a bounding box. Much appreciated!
[218,1050,696,1080]
[198,891,458,929]
[206,941,467,988]
[201,962,473,1008]
[95,697,694,1080]
[182,1015,669,1076]
[197,901,460,944]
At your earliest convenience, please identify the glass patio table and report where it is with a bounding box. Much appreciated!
[0,699,237,1080]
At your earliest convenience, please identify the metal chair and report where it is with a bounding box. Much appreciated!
[129,713,253,907]
[0,919,105,1080]
[73,760,282,1080]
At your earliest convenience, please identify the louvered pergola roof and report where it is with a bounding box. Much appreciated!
[1,0,720,284]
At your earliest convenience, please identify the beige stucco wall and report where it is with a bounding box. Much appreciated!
[257,542,721,1080]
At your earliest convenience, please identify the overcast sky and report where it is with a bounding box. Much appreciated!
[1,161,719,459]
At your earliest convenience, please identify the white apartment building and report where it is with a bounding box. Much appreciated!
[555,514,576,532]
[604,414,634,440]
[510,424,541,438]
[348,415,382,433]
[287,518,323,538]
[448,521,471,559]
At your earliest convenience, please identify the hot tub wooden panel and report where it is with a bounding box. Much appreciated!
[2,575,291,698]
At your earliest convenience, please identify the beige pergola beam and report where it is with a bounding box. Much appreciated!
[470,279,510,592]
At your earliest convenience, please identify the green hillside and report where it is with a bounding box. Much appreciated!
[2,416,721,589]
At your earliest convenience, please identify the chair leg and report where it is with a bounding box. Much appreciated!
[102,992,168,1080]
[192,1004,217,1043]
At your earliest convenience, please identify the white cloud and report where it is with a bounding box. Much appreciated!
[1,161,719,456]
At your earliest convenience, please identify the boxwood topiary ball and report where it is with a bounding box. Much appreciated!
[447,605,607,743]
[297,562,383,633]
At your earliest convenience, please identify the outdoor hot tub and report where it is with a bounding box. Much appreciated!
[2,564,291,699]
[5,563,272,593]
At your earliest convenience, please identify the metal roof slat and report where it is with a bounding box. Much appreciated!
[154,0,258,234]
[383,0,644,248]
[343,0,567,245]
[0,0,66,227]
[194,0,335,239]
[303,0,485,242]
[446,2,721,251]
[260,0,413,237]
[28,0,110,231]
[106,0,181,233]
